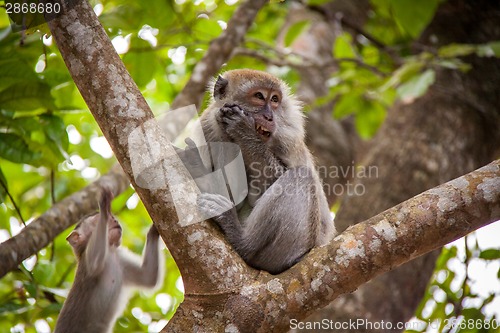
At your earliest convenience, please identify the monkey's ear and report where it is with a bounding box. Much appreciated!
[214,75,228,100]
[66,231,80,247]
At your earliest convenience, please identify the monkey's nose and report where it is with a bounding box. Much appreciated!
[263,105,273,121]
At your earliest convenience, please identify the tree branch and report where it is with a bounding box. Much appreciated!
[0,0,266,278]
[0,165,129,278]
[233,47,386,77]
[41,0,268,303]
[168,160,499,332]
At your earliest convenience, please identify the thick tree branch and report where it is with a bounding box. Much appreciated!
[0,165,129,278]
[283,160,499,324]
[0,0,265,278]
[168,160,499,332]
[40,0,268,312]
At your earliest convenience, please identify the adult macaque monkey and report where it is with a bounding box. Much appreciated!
[186,69,336,274]
[54,189,162,333]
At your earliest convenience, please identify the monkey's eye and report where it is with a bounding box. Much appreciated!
[271,95,279,103]
[254,92,265,100]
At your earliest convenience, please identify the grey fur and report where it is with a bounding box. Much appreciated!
[55,191,161,333]
[187,70,336,274]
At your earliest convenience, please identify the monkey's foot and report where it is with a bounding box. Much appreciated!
[197,193,235,220]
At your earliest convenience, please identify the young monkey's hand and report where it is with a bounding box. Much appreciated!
[147,224,160,240]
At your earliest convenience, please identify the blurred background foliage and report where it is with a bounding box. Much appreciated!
[0,0,499,332]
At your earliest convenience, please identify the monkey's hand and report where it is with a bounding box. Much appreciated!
[217,104,256,141]
[147,224,160,240]
[175,138,210,178]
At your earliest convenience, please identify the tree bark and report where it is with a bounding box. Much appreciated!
[0,0,266,278]
[3,0,498,331]
[168,160,499,332]
[0,164,129,278]
[300,0,500,331]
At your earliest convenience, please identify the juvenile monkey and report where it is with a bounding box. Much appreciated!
[54,190,162,333]
[188,69,335,274]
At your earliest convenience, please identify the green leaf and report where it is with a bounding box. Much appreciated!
[0,81,55,111]
[362,45,381,66]
[0,58,38,90]
[38,302,63,318]
[389,0,439,38]
[381,60,424,91]
[14,116,40,133]
[98,5,143,31]
[39,114,70,160]
[476,41,500,58]
[0,302,30,315]
[438,44,476,58]
[396,69,435,102]
[123,38,158,88]
[284,20,310,47]
[334,33,356,59]
[462,307,485,322]
[24,281,38,298]
[194,17,223,40]
[333,93,363,118]
[0,133,42,165]
[434,59,472,72]
[479,249,500,260]
[354,100,386,139]
[32,260,56,286]
[436,246,458,269]
[305,0,331,5]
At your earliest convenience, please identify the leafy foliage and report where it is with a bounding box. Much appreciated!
[0,0,498,332]
[407,236,500,333]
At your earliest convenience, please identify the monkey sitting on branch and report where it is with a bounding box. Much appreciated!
[54,189,162,333]
[182,69,336,274]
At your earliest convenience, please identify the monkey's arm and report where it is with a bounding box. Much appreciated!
[84,192,111,276]
[175,138,214,193]
[121,225,161,288]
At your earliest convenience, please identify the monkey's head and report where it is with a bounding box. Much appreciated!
[211,69,305,143]
[67,212,122,257]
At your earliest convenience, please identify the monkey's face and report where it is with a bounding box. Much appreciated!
[243,87,281,142]
[67,215,98,255]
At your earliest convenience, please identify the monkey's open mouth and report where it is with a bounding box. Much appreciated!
[256,124,271,138]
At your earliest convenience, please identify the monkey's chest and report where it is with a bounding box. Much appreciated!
[97,260,124,300]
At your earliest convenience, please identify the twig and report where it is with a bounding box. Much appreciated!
[233,47,387,77]
[0,177,26,226]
